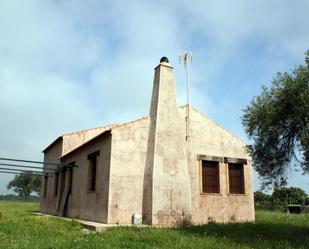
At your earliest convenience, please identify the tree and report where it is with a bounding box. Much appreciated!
[254,191,271,208]
[7,172,42,198]
[272,187,308,206]
[242,50,309,187]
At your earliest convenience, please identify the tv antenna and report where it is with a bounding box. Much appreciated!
[179,51,192,141]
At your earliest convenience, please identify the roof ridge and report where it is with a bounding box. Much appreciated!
[63,106,188,137]
[111,116,149,130]
[60,116,149,159]
[45,107,182,153]
[62,123,119,137]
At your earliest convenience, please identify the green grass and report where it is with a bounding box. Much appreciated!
[0,201,308,249]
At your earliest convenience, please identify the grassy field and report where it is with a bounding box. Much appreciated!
[0,201,308,249]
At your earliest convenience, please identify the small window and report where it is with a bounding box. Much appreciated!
[88,151,99,192]
[88,157,96,191]
[228,163,245,194]
[43,175,48,198]
[54,173,59,197]
[201,161,220,193]
[68,166,74,195]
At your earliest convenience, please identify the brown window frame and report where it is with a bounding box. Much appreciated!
[87,151,100,192]
[67,165,74,195]
[228,163,245,194]
[201,160,220,194]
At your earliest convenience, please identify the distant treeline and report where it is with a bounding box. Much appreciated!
[0,194,39,201]
[255,187,309,210]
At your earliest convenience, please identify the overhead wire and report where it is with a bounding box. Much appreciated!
[0,157,60,166]
[0,163,57,171]
[0,167,51,174]
[0,170,53,177]
[0,157,78,177]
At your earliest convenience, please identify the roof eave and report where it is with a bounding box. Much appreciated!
[60,130,112,160]
[42,136,63,153]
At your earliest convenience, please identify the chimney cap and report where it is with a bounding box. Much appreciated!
[160,57,169,63]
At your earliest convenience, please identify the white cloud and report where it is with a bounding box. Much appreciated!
[0,0,308,194]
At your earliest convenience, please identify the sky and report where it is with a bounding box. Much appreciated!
[0,0,308,195]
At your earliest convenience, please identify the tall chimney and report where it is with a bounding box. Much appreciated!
[143,57,192,226]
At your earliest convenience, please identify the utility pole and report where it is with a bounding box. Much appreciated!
[179,51,192,141]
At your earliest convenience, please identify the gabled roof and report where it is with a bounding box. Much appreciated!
[44,105,246,160]
[60,116,149,159]
[60,116,148,159]
[42,136,63,153]
[42,123,119,153]
[43,116,149,160]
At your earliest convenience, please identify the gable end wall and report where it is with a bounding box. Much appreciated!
[182,107,255,224]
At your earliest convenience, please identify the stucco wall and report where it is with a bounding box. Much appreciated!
[40,133,112,223]
[40,105,254,225]
[40,139,62,214]
[106,105,254,226]
[180,106,255,224]
[108,118,150,224]
[144,62,192,226]
[61,133,112,223]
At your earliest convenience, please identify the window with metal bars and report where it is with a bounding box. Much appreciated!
[228,163,245,194]
[201,160,220,193]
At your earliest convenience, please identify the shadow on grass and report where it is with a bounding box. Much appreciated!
[179,221,309,248]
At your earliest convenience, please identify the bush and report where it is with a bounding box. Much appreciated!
[254,187,308,210]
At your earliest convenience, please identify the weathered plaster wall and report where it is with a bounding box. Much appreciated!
[40,126,115,216]
[40,139,62,214]
[106,104,254,226]
[180,106,255,224]
[40,106,254,225]
[108,118,150,224]
[40,134,112,223]
[61,134,112,223]
[144,62,192,226]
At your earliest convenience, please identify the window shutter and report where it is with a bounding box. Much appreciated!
[202,161,220,193]
[228,163,245,194]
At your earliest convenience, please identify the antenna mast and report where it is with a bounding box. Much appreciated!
[179,51,192,141]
